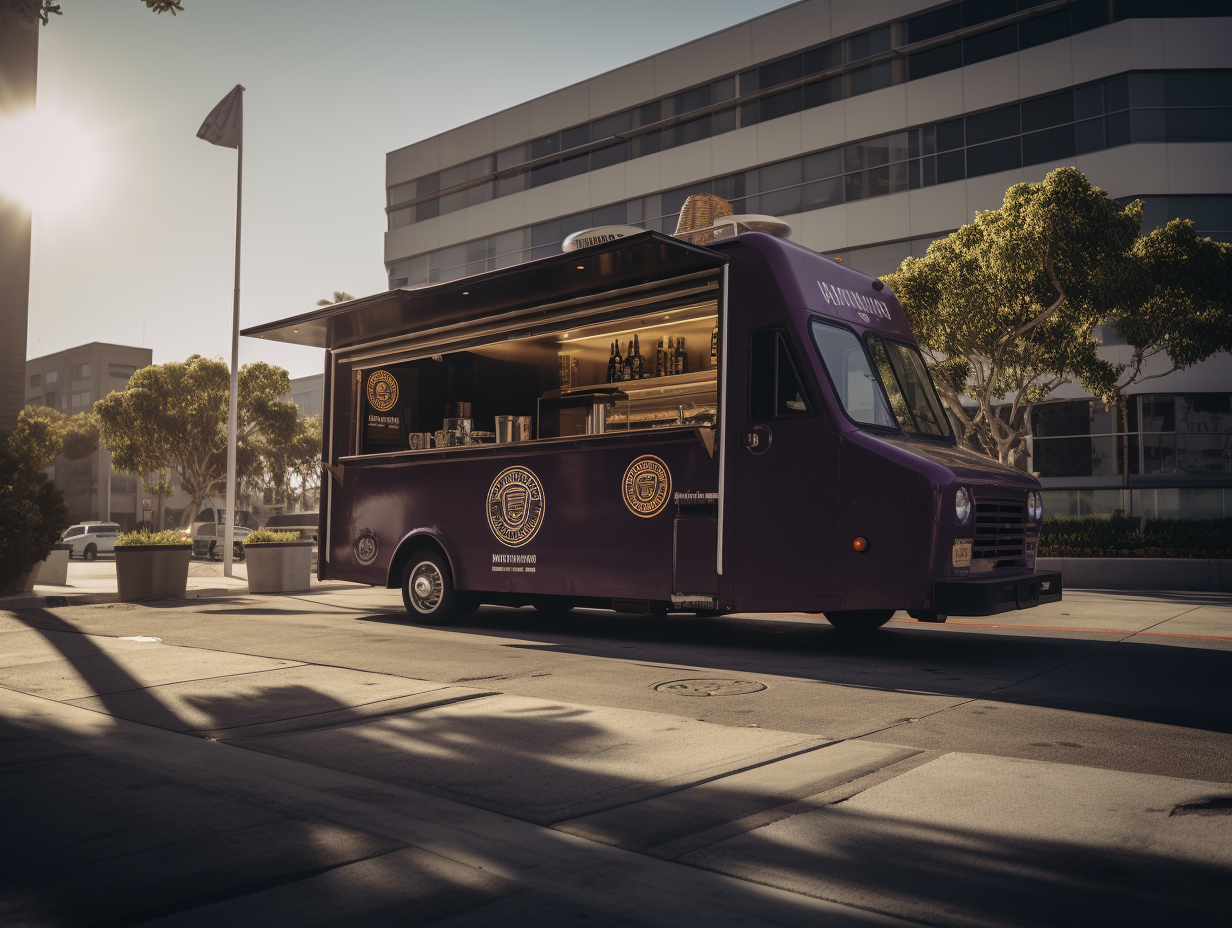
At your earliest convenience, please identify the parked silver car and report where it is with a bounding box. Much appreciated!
[189,520,250,561]
[60,522,121,560]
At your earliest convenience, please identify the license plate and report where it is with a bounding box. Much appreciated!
[952,539,972,568]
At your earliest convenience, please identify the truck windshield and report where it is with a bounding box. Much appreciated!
[810,319,951,438]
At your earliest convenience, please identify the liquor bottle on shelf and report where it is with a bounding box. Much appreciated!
[613,340,624,381]
[711,324,719,367]
[655,337,665,377]
[606,341,617,383]
[632,334,643,380]
[675,336,689,375]
[665,337,675,377]
[623,340,635,381]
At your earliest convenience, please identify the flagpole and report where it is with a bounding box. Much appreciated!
[223,135,242,577]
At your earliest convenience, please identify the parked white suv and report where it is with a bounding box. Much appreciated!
[60,522,122,560]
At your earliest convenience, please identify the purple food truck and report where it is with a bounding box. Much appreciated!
[243,230,1061,631]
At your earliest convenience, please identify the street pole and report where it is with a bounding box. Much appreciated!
[223,138,242,577]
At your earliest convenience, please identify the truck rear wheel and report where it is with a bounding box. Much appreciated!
[824,609,895,632]
[402,550,470,624]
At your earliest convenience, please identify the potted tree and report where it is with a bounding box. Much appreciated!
[114,530,192,601]
[243,529,313,593]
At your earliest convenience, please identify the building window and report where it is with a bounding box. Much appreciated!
[71,363,91,380]
[109,363,138,380]
[44,390,58,409]
[71,391,91,410]
[45,371,57,384]
[29,373,40,388]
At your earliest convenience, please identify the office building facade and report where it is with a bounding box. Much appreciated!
[384,0,1232,518]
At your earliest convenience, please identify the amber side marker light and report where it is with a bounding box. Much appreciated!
[852,536,868,552]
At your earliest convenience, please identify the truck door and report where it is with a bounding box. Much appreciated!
[723,326,845,612]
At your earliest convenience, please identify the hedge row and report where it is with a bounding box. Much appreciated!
[1039,515,1232,558]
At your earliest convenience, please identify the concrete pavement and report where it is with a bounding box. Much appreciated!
[2,570,1230,926]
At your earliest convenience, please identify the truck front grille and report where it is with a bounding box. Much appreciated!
[973,499,1027,562]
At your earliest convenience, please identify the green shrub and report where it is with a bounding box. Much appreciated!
[243,529,301,544]
[116,529,191,546]
[0,428,71,594]
[1040,515,1232,558]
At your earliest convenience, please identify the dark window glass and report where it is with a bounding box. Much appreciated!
[1034,437,1095,477]
[849,26,890,61]
[803,150,842,181]
[631,130,661,157]
[937,149,965,183]
[496,145,527,171]
[920,124,937,155]
[1131,109,1166,142]
[966,105,1020,144]
[963,0,1016,26]
[907,4,963,42]
[1168,195,1232,232]
[751,330,811,419]
[850,61,893,97]
[845,170,872,202]
[714,107,738,134]
[1070,0,1112,33]
[530,220,561,247]
[803,42,842,75]
[560,125,589,150]
[967,137,1021,176]
[803,177,844,209]
[1106,110,1131,146]
[921,155,937,186]
[713,76,736,103]
[761,160,802,191]
[439,164,466,190]
[416,173,440,196]
[530,134,560,160]
[636,100,661,127]
[466,183,493,207]
[674,84,712,115]
[1167,107,1232,142]
[761,87,803,122]
[529,160,560,188]
[591,202,627,226]
[416,198,439,222]
[589,141,628,170]
[591,111,630,139]
[1105,75,1130,112]
[1075,116,1106,153]
[1113,0,1162,16]
[1023,125,1076,164]
[665,115,711,149]
[1022,91,1074,131]
[1165,71,1232,107]
[937,118,965,151]
[1141,395,1175,432]
[963,25,1018,65]
[803,77,843,109]
[559,152,588,180]
[1074,84,1104,119]
[1018,9,1071,49]
[761,186,804,216]
[466,157,491,181]
[908,128,921,159]
[909,43,963,80]
[867,335,951,437]
[739,68,759,95]
[909,159,922,189]
[759,56,802,91]
[740,102,760,128]
[1130,72,1165,107]
[389,181,416,206]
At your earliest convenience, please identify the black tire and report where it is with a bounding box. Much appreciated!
[824,609,895,632]
[233,542,246,562]
[401,550,467,624]
[84,544,97,562]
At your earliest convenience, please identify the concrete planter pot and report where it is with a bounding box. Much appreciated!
[245,541,313,593]
[1038,556,1232,592]
[115,545,192,602]
[34,545,72,587]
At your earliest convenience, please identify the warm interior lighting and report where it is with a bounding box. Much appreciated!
[555,308,717,343]
[0,104,105,214]
[576,265,585,269]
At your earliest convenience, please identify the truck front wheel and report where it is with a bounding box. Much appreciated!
[402,550,472,624]
[824,609,895,632]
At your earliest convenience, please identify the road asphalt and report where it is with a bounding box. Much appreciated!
[1,560,1229,927]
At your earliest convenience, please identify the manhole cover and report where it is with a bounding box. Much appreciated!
[654,678,766,697]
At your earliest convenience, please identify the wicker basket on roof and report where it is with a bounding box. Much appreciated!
[674,193,734,243]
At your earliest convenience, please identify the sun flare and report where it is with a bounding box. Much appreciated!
[0,105,105,215]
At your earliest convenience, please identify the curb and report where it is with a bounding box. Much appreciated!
[0,585,248,610]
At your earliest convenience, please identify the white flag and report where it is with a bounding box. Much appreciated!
[197,84,244,149]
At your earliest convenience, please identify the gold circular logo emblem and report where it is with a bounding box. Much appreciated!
[366,370,399,412]
[622,455,671,517]
[486,466,545,547]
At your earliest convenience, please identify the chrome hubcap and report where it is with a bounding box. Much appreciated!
[408,561,443,613]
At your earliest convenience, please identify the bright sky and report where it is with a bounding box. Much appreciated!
[24,0,793,379]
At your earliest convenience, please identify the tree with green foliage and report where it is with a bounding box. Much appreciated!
[94,356,299,528]
[12,406,98,469]
[883,167,1232,467]
[316,291,355,307]
[0,420,70,593]
[0,1,182,26]
[246,415,322,512]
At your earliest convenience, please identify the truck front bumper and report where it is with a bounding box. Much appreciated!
[934,570,1062,616]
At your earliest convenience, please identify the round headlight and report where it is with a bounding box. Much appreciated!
[955,487,972,524]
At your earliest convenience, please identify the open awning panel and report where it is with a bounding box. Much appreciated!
[241,231,727,352]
